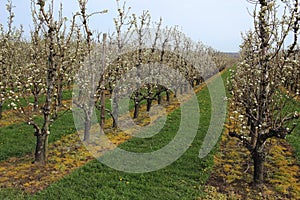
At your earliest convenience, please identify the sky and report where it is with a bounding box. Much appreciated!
[0,0,255,52]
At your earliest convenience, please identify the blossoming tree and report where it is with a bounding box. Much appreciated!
[229,0,299,185]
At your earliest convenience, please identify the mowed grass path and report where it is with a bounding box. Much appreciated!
[0,112,76,161]
[0,89,76,161]
[0,90,112,161]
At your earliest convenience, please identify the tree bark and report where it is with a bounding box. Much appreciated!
[99,34,107,132]
[33,94,39,111]
[157,93,162,105]
[252,150,265,185]
[100,91,105,131]
[0,102,3,119]
[184,84,188,93]
[112,96,118,128]
[146,98,152,112]
[57,78,63,107]
[34,131,49,165]
[34,22,55,165]
[133,101,139,119]
[33,84,41,111]
[166,90,170,102]
[84,114,91,142]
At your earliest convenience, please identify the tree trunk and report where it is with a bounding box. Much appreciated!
[84,117,91,142]
[83,95,94,142]
[157,93,162,105]
[34,131,49,165]
[33,94,39,111]
[83,111,92,142]
[57,78,63,107]
[111,115,116,129]
[34,23,55,165]
[252,150,265,185]
[109,82,113,94]
[133,101,139,119]
[180,86,183,94]
[147,98,152,112]
[99,34,107,132]
[0,102,3,119]
[166,90,170,102]
[100,91,105,131]
[184,84,188,93]
[112,96,118,128]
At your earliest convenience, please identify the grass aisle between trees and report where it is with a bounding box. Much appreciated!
[0,90,76,161]
[0,94,111,161]
[0,109,76,161]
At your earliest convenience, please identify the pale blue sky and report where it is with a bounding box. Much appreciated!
[0,0,255,52]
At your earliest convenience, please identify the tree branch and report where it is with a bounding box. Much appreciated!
[229,131,254,151]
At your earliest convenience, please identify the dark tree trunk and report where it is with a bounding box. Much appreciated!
[146,98,152,112]
[0,102,3,119]
[34,131,49,165]
[109,82,113,95]
[67,79,72,88]
[57,78,63,107]
[166,90,170,102]
[34,23,54,165]
[111,115,116,129]
[133,101,139,119]
[157,93,162,105]
[112,96,118,128]
[34,94,39,111]
[252,150,265,185]
[33,85,40,111]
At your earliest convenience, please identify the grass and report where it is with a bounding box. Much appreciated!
[0,89,76,162]
[287,118,300,164]
[279,90,300,163]
[0,110,76,161]
[287,134,300,162]
[0,189,28,200]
